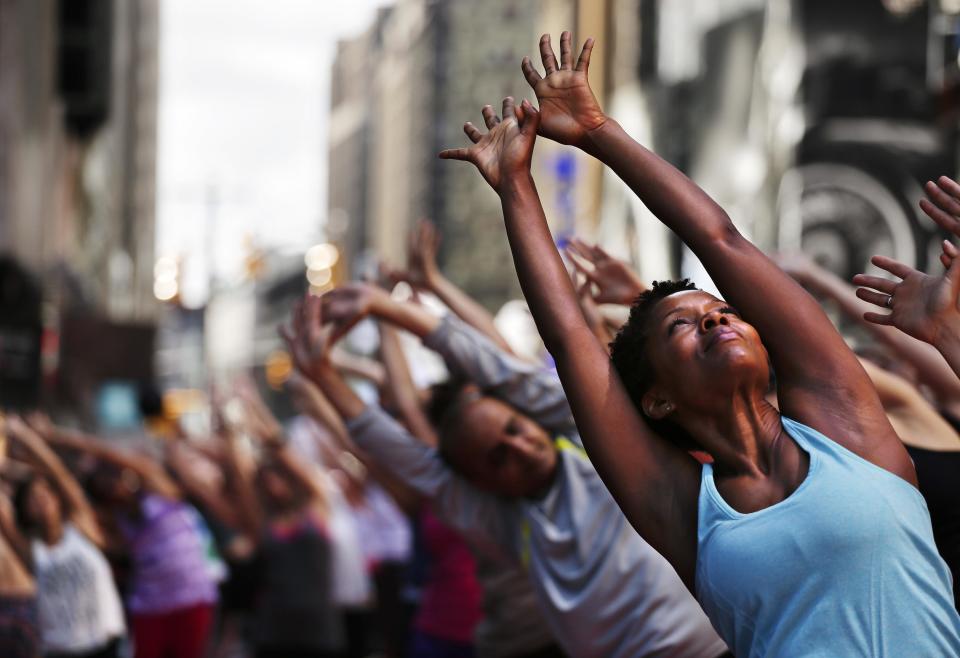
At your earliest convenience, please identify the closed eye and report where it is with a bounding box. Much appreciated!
[719,306,739,317]
[667,317,688,335]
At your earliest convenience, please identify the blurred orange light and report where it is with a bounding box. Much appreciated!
[265,350,293,390]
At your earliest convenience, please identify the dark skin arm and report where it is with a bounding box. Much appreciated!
[440,94,703,586]
[521,32,907,474]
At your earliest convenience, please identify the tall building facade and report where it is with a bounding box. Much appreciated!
[0,0,160,411]
[329,0,543,308]
[0,0,159,321]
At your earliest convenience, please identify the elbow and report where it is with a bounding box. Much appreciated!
[693,213,747,255]
[708,212,741,246]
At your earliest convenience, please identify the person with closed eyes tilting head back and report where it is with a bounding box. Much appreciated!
[437,30,960,658]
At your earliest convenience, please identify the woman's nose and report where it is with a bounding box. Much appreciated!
[699,311,729,332]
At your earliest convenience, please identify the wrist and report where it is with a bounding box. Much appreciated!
[580,115,616,156]
[304,360,337,389]
[498,172,536,197]
[423,268,443,290]
[933,315,960,356]
[262,432,286,450]
[369,289,397,318]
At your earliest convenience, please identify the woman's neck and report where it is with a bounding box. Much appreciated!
[686,393,784,476]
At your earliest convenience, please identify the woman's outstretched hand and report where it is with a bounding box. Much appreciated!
[919,176,960,239]
[853,255,960,347]
[521,31,605,148]
[439,96,540,192]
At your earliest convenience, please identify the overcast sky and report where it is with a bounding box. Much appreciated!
[156,0,390,306]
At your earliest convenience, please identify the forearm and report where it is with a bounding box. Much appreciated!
[499,175,592,354]
[270,443,327,502]
[49,429,180,499]
[934,325,960,381]
[586,318,615,350]
[296,383,355,452]
[583,119,732,248]
[427,273,514,354]
[343,407,508,550]
[308,365,368,422]
[373,298,441,340]
[378,322,439,447]
[500,175,701,576]
[331,350,385,387]
[222,435,263,540]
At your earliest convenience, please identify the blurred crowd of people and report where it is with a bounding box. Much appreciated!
[4,30,960,658]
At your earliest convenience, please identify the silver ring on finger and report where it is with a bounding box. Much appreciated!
[885,294,894,309]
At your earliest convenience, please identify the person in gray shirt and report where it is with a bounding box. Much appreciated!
[281,289,729,658]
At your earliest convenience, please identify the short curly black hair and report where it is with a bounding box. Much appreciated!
[609,279,700,448]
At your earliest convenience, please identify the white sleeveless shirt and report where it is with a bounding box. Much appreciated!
[32,524,125,652]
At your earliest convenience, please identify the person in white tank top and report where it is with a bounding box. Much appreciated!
[8,417,125,658]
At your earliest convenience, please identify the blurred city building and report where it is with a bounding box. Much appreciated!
[328,0,542,309]
[330,0,960,303]
[0,0,159,413]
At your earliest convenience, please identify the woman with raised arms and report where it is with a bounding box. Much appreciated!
[438,31,960,657]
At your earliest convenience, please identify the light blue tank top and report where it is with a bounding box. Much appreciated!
[697,416,960,657]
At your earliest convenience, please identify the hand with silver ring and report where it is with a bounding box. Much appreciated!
[853,255,960,351]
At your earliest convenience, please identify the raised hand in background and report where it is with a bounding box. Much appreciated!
[920,176,960,241]
[279,295,337,382]
[565,238,645,305]
[854,254,960,379]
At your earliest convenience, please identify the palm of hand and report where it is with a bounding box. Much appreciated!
[408,238,439,286]
[288,331,327,380]
[894,272,959,345]
[593,261,640,304]
[534,72,604,145]
[472,120,531,190]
